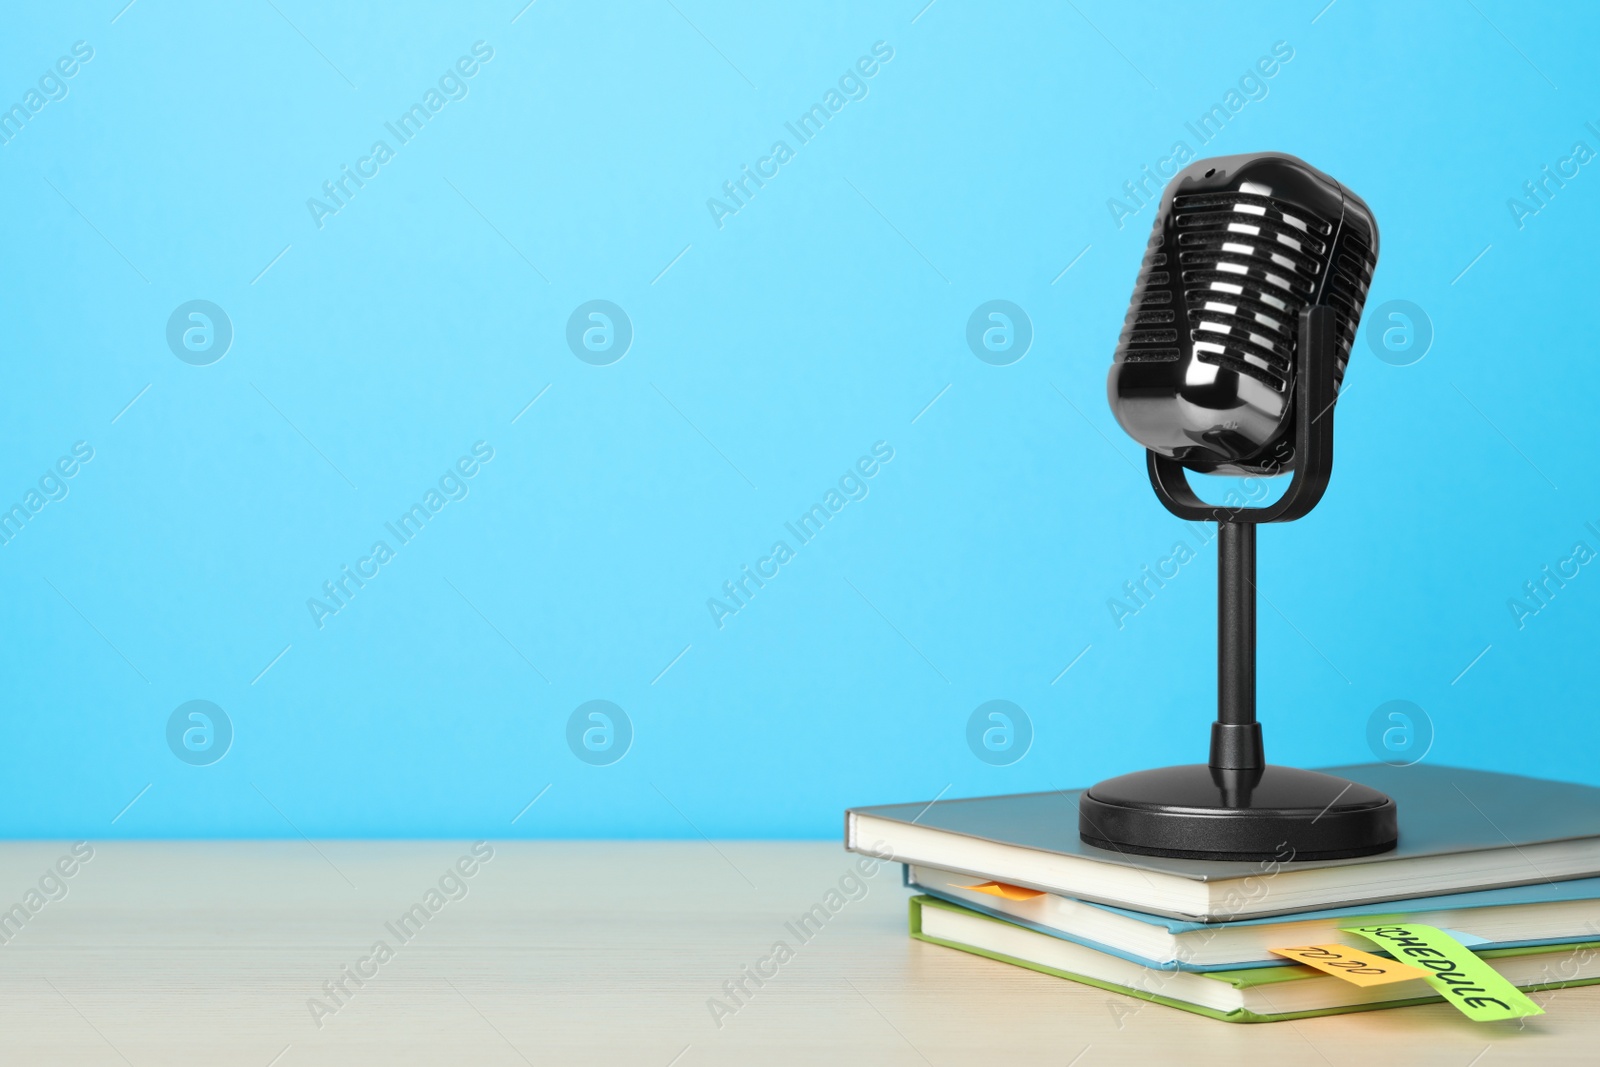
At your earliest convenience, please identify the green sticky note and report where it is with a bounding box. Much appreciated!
[1341,923,1545,1022]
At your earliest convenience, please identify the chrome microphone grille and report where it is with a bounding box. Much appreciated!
[1108,153,1379,475]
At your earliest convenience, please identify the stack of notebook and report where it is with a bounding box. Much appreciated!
[845,764,1600,1023]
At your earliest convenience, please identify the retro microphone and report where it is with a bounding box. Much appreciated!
[1079,152,1398,861]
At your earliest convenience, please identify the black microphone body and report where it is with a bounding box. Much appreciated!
[1108,152,1378,476]
[1080,151,1397,862]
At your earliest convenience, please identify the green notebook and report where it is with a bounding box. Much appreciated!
[909,896,1600,1023]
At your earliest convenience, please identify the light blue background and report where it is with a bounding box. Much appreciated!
[3,1,1596,838]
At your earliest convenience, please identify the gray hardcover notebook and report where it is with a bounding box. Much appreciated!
[845,764,1600,921]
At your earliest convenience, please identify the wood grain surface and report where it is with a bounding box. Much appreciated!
[0,840,1592,1065]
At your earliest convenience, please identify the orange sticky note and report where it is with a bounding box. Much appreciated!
[959,881,1045,901]
[1268,943,1433,987]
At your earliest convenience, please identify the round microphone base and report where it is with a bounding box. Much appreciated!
[1079,764,1397,862]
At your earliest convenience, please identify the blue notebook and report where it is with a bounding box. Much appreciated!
[906,862,1600,971]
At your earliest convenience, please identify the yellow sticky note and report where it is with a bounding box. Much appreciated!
[959,881,1045,901]
[1343,923,1546,1021]
[1268,943,1433,987]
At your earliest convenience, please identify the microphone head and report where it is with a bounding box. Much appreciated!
[1107,152,1378,476]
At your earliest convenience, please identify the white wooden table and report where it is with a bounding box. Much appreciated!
[0,841,1591,1064]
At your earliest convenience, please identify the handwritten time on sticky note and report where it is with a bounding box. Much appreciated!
[959,881,1045,901]
[1268,944,1432,986]
[1342,923,1545,1021]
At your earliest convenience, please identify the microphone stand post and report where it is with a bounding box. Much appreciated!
[1213,520,1261,774]
[1079,307,1398,861]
